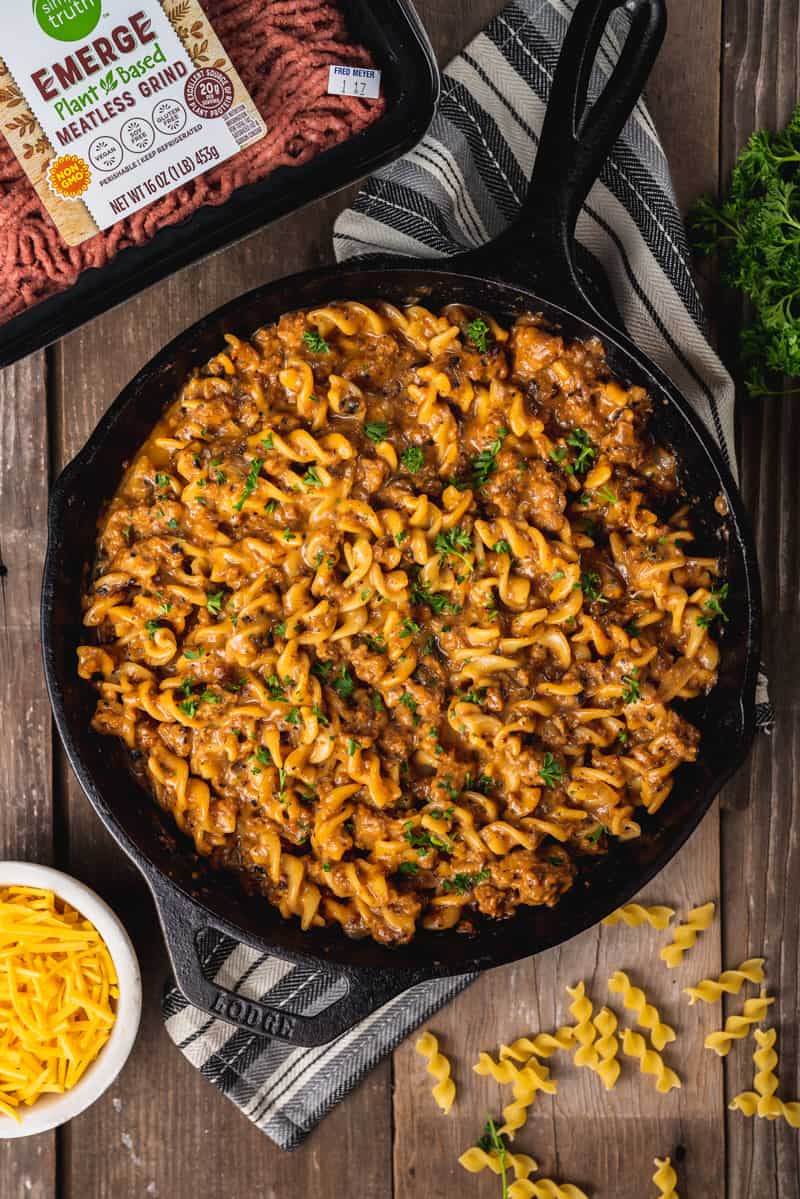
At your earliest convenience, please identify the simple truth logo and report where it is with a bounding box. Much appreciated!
[34,0,102,43]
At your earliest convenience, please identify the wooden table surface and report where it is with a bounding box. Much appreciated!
[1,0,797,1195]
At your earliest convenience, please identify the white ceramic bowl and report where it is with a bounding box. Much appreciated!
[0,861,142,1138]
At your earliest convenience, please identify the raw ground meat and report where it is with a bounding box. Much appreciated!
[0,0,386,322]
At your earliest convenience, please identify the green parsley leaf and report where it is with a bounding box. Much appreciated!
[286,707,301,725]
[264,499,278,515]
[206,591,224,616]
[574,569,606,604]
[311,703,329,725]
[400,692,420,725]
[302,329,329,354]
[266,674,287,702]
[184,647,204,660]
[400,617,420,639]
[233,458,263,512]
[697,583,730,628]
[459,688,486,705]
[585,824,606,844]
[331,665,355,699]
[410,579,460,615]
[465,317,491,353]
[441,868,490,895]
[566,427,597,474]
[401,446,425,473]
[303,467,322,488]
[596,484,618,505]
[399,861,419,875]
[346,738,361,756]
[364,421,390,444]
[539,752,563,788]
[622,667,642,705]
[144,619,160,640]
[179,698,199,718]
[199,689,220,704]
[493,539,511,554]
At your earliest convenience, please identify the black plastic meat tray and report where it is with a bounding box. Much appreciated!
[0,0,439,368]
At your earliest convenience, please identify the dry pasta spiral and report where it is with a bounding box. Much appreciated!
[652,1156,679,1198]
[602,904,675,930]
[593,1006,621,1090]
[620,1029,681,1093]
[704,992,774,1057]
[415,1031,455,1114]
[608,970,675,1051]
[683,958,764,1004]
[659,902,715,967]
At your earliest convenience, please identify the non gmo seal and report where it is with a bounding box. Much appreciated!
[184,68,234,120]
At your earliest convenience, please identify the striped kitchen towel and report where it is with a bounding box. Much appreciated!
[163,0,773,1152]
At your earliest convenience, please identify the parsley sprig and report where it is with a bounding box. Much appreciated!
[697,583,730,628]
[465,317,492,352]
[441,868,490,894]
[622,667,641,705]
[690,106,800,396]
[233,458,263,512]
[539,752,563,788]
[302,329,329,354]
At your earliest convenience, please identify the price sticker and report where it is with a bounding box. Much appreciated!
[327,65,382,100]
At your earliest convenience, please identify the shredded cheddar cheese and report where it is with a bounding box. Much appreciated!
[0,886,118,1120]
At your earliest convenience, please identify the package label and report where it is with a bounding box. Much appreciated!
[0,2,266,245]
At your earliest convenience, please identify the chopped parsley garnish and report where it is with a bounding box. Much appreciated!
[283,530,296,542]
[435,525,473,568]
[371,691,385,712]
[398,861,419,875]
[311,703,329,725]
[442,868,490,894]
[233,458,263,512]
[550,570,565,581]
[465,317,491,352]
[273,621,287,638]
[199,689,220,704]
[400,693,420,725]
[331,665,355,699]
[410,579,460,615]
[167,517,179,530]
[124,524,134,544]
[302,329,329,353]
[493,539,511,555]
[322,861,332,872]
[364,420,390,444]
[144,619,160,640]
[206,591,224,616]
[184,647,204,660]
[266,674,287,702]
[622,667,641,705]
[178,698,198,718]
[574,569,606,604]
[224,678,245,693]
[567,427,597,474]
[539,752,563,788]
[395,530,408,546]
[260,433,274,451]
[155,472,170,488]
[400,617,420,638]
[312,659,334,682]
[546,854,566,866]
[697,583,730,628]
[346,738,361,756]
[585,824,606,843]
[469,428,507,489]
[596,484,618,505]
[363,634,386,653]
[550,444,569,464]
[286,707,301,725]
[401,446,425,473]
[459,688,486,705]
[403,822,453,855]
[303,467,322,488]
[464,773,495,793]
[264,499,278,515]
[617,728,629,745]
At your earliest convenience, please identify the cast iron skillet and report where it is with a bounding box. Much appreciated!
[42,0,760,1047]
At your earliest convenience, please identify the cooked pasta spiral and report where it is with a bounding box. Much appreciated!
[704,992,774,1057]
[77,302,723,945]
[652,1156,679,1198]
[608,971,675,1051]
[602,904,674,930]
[659,903,715,967]
[620,1029,681,1093]
[683,958,764,1004]
[415,1031,455,1114]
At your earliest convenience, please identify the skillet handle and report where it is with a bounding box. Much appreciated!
[150,876,424,1047]
[461,0,666,323]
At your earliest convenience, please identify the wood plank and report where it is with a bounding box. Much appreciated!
[393,3,728,1198]
[0,352,56,1197]
[719,2,800,1194]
